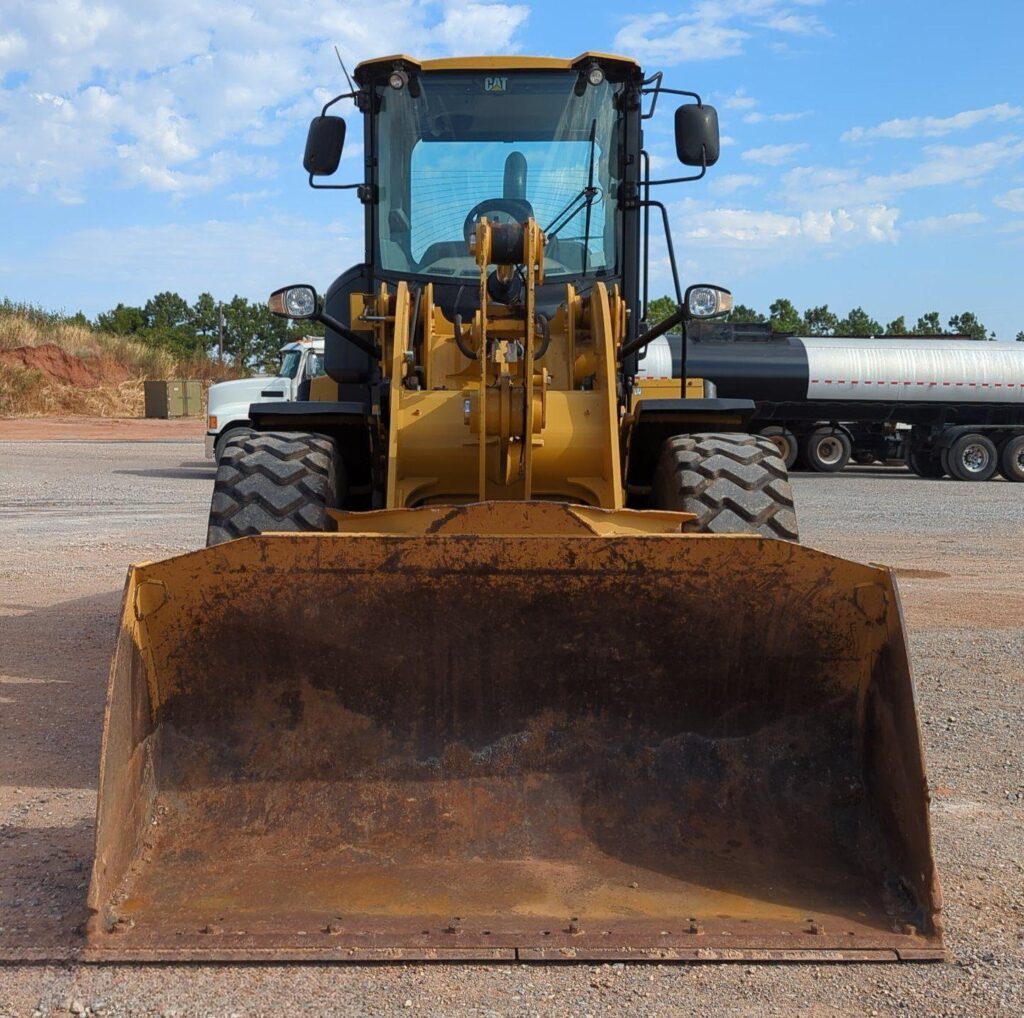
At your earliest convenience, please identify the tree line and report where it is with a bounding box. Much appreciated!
[647,295,1023,341]
[1,293,321,372]
[94,292,321,369]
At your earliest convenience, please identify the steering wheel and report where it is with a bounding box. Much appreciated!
[462,198,535,249]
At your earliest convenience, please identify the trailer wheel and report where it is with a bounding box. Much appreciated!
[758,426,799,470]
[207,431,343,546]
[946,433,998,482]
[653,433,799,541]
[906,445,946,479]
[803,427,852,473]
[998,434,1024,482]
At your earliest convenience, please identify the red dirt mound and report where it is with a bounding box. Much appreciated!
[0,344,108,388]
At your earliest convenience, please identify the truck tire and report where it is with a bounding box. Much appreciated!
[758,426,798,470]
[207,431,342,546]
[653,433,799,542]
[802,427,852,473]
[997,434,1024,482]
[213,424,253,463]
[907,445,946,479]
[946,433,998,482]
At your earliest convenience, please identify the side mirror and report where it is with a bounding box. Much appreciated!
[685,283,732,320]
[268,285,320,320]
[303,116,346,176]
[675,104,719,167]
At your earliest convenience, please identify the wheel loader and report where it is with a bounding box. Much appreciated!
[86,53,943,962]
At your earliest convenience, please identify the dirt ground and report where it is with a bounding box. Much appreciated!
[0,427,1021,1016]
[0,417,205,442]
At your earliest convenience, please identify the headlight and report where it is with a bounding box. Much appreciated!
[268,284,319,320]
[685,284,733,319]
[586,65,605,87]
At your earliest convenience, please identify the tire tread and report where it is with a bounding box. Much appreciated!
[653,433,800,541]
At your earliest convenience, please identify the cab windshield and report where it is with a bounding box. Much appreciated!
[278,350,303,378]
[376,71,622,281]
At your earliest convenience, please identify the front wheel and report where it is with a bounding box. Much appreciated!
[207,431,343,546]
[653,433,799,542]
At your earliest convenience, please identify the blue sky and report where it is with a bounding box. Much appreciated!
[2,0,1023,336]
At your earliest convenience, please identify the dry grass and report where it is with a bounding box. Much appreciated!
[0,305,233,417]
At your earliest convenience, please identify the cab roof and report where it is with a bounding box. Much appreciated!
[354,52,640,83]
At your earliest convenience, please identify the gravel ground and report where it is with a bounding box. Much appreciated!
[1,438,1022,1016]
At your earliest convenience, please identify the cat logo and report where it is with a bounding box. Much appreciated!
[483,76,508,93]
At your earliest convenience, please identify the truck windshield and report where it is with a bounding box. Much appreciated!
[278,350,302,378]
[376,71,622,281]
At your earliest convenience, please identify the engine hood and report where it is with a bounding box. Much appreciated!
[208,375,287,417]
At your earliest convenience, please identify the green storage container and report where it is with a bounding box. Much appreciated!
[144,380,204,418]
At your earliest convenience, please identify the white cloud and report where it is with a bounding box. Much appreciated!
[743,110,810,124]
[435,2,530,50]
[843,103,1022,142]
[742,142,809,165]
[995,187,1024,212]
[708,173,763,195]
[614,12,748,64]
[904,212,986,233]
[680,202,899,248]
[721,88,758,111]
[780,137,1024,209]
[614,0,829,66]
[0,1,531,200]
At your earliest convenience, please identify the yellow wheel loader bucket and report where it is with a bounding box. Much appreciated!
[86,504,942,962]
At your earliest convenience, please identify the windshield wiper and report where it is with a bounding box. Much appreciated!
[543,119,601,260]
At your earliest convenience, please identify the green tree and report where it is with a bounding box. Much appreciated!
[646,295,678,326]
[884,316,907,336]
[222,296,292,371]
[836,307,883,337]
[912,311,943,335]
[726,304,765,324]
[1016,330,1024,342]
[96,303,147,334]
[144,291,191,331]
[768,298,804,334]
[803,304,838,337]
[947,311,988,340]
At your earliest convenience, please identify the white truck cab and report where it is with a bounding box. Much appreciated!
[205,337,325,459]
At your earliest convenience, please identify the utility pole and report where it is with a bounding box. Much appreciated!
[217,301,224,363]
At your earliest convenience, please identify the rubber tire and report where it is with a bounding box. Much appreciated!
[213,424,253,463]
[653,433,799,542]
[998,434,1024,482]
[802,427,852,473]
[206,431,342,546]
[946,433,998,482]
[906,445,946,479]
[758,426,799,470]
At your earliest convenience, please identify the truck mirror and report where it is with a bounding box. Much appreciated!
[303,116,346,176]
[675,104,719,167]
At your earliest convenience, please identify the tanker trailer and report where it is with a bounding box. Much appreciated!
[638,323,1024,481]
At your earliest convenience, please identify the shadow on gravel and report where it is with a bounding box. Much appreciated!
[0,821,92,957]
[0,591,120,790]
[113,464,215,480]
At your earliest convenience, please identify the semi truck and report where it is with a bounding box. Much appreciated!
[640,325,1024,481]
[204,336,325,460]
